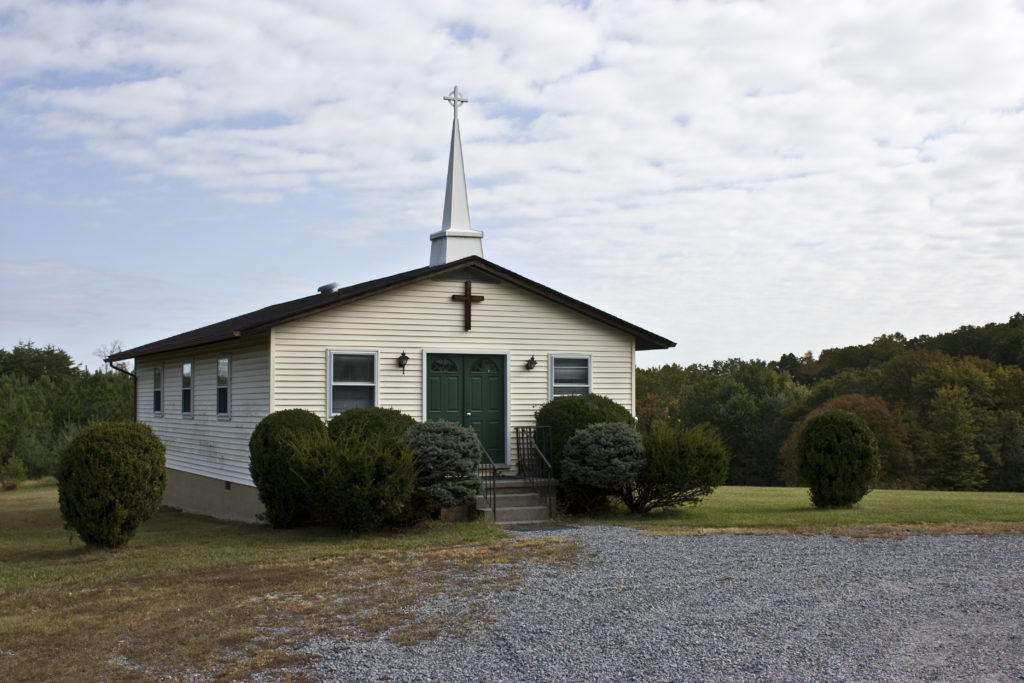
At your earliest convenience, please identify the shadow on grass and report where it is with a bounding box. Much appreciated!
[3,544,122,566]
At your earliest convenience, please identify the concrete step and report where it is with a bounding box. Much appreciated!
[488,477,558,494]
[479,504,552,524]
[477,492,543,508]
[476,477,557,525]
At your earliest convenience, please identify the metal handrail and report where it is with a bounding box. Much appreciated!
[527,439,553,480]
[514,426,555,514]
[515,426,553,481]
[478,445,498,522]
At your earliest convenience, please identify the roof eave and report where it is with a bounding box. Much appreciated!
[106,330,244,362]
[108,255,675,360]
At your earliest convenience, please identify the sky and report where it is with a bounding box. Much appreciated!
[2,0,1023,371]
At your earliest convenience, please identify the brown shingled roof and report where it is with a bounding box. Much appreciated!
[107,256,675,362]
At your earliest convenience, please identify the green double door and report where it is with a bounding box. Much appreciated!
[426,354,506,464]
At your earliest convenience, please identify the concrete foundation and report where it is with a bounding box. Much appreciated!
[162,470,483,525]
[163,468,265,524]
[439,503,475,522]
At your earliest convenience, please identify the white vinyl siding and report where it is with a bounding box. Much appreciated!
[270,278,635,466]
[136,335,270,486]
[131,276,638,485]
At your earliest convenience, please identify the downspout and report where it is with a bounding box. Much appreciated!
[107,359,137,422]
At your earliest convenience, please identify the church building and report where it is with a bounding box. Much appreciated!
[108,87,675,522]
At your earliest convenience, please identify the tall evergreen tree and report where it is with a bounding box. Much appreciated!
[926,386,986,490]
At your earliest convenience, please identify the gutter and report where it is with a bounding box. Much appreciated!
[107,359,138,423]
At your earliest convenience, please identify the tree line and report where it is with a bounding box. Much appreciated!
[1,342,133,483]
[638,313,1024,492]
[4,312,1022,493]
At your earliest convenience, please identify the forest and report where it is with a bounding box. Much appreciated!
[0,343,133,485]
[638,313,1024,491]
[3,313,1023,491]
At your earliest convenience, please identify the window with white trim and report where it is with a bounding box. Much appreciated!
[181,361,193,417]
[152,366,163,415]
[550,355,591,398]
[329,351,377,415]
[216,357,230,419]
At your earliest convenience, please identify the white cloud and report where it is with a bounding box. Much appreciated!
[2,0,1023,367]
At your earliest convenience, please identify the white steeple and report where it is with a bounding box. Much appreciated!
[430,85,484,266]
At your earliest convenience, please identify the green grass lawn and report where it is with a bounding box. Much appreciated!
[592,485,1024,533]
[2,479,1022,680]
[5,481,1023,595]
[0,478,505,594]
[0,480,568,680]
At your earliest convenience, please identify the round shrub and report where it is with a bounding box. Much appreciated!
[291,431,417,531]
[561,422,645,513]
[622,424,729,514]
[777,394,915,489]
[535,394,635,478]
[57,421,166,548]
[249,409,326,528]
[328,407,415,444]
[536,395,635,514]
[798,409,879,508]
[402,421,484,520]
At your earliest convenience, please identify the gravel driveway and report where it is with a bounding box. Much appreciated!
[269,525,1024,682]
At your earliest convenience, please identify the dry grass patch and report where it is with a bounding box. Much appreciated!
[0,537,577,681]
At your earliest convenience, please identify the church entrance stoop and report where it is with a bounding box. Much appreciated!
[475,477,557,525]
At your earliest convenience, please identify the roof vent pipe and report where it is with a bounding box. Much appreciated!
[317,282,339,294]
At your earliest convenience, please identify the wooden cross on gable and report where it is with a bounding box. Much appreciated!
[451,280,484,331]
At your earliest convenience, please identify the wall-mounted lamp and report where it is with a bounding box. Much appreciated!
[525,355,537,370]
[397,351,410,374]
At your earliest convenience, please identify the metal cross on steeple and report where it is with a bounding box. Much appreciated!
[444,86,468,118]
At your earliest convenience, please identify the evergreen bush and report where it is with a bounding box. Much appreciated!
[1,456,26,490]
[560,422,645,513]
[291,430,417,531]
[535,394,635,513]
[776,394,915,489]
[797,409,879,508]
[17,422,81,479]
[402,421,484,520]
[535,394,636,473]
[328,406,415,444]
[19,427,57,479]
[621,424,729,514]
[57,421,166,548]
[249,409,326,528]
